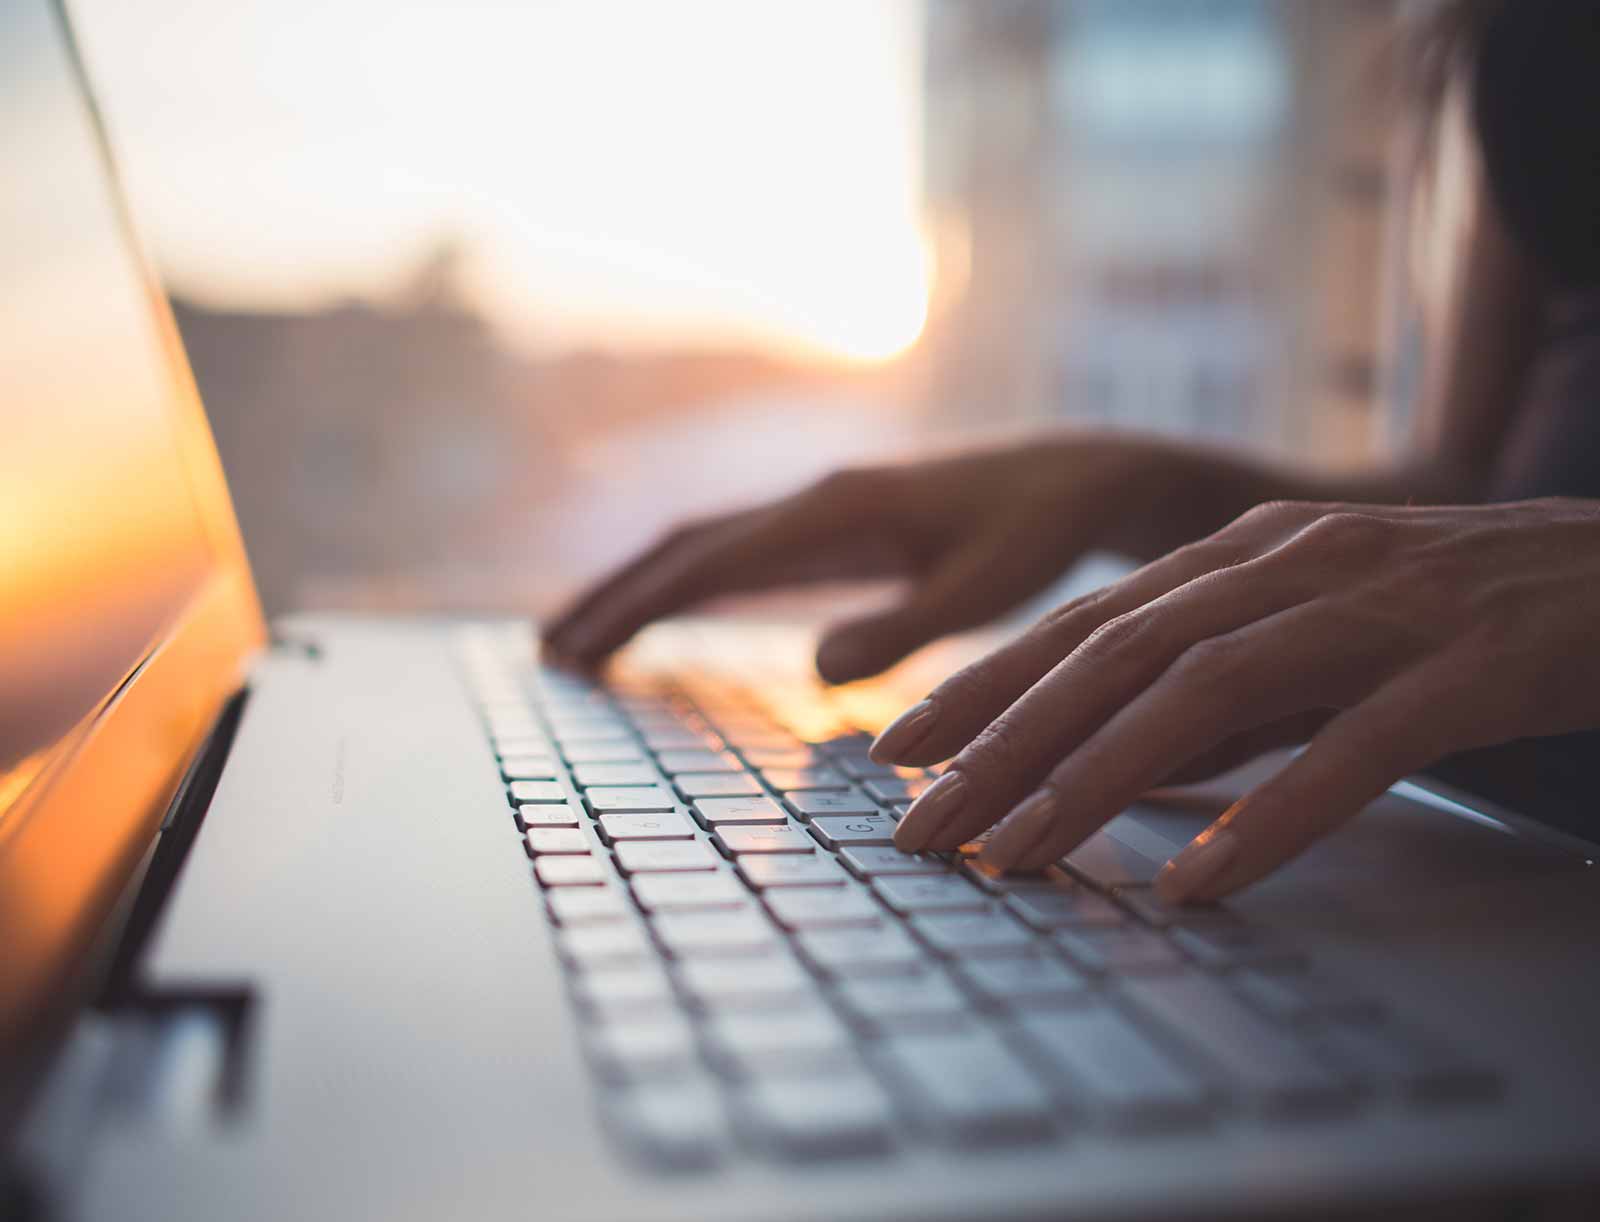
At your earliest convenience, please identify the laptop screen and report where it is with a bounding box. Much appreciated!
[0,3,218,819]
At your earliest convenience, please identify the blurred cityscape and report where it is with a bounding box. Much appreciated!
[166,0,1404,618]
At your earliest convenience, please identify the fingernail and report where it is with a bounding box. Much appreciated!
[870,699,939,762]
[893,771,966,853]
[1156,827,1239,902]
[980,787,1056,871]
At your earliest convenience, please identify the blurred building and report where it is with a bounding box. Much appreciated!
[921,0,1399,463]
[174,245,879,614]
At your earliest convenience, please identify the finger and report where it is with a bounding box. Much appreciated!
[814,523,1063,685]
[549,514,758,664]
[981,599,1416,873]
[1154,656,1468,902]
[544,516,730,654]
[891,545,1332,856]
[552,472,890,665]
[871,500,1329,767]
[1152,709,1331,787]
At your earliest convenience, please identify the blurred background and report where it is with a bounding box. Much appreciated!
[72,0,1408,620]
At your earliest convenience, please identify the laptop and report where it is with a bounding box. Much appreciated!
[5,3,1600,1218]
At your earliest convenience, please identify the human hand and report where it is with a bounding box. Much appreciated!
[876,498,1600,901]
[543,433,1187,684]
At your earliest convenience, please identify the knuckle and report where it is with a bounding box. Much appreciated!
[1295,510,1399,556]
[1173,633,1248,684]
[1234,499,1309,531]
[1078,609,1152,664]
[928,664,997,722]
[1168,635,1256,718]
[956,714,1034,787]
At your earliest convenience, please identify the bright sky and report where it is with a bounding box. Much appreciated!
[72,0,928,362]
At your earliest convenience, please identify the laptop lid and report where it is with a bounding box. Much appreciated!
[0,1,264,1055]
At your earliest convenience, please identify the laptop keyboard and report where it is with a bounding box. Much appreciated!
[458,627,1498,1169]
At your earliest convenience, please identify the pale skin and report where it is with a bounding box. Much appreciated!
[544,84,1599,901]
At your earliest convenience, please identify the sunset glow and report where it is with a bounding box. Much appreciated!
[74,1,928,363]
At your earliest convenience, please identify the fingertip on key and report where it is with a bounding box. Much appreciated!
[978,786,1056,871]
[869,698,940,763]
[892,770,967,853]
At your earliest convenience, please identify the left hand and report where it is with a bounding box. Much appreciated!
[874,498,1600,902]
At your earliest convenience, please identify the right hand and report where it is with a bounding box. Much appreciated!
[542,433,1191,684]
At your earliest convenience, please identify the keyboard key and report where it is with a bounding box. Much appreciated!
[713,824,814,856]
[872,874,988,915]
[1005,886,1126,930]
[487,713,542,738]
[500,754,561,780]
[553,725,634,747]
[508,780,567,805]
[586,786,677,813]
[690,795,787,828]
[572,763,660,789]
[840,846,951,879]
[811,733,876,756]
[535,856,609,887]
[631,872,749,912]
[562,743,648,765]
[525,828,591,856]
[492,734,552,758]
[676,772,764,799]
[760,766,849,791]
[676,955,814,1009]
[643,728,723,752]
[1014,1005,1212,1130]
[739,746,826,768]
[911,912,1037,957]
[1117,971,1352,1112]
[1306,1018,1497,1102]
[835,754,900,781]
[808,814,898,850]
[614,840,716,874]
[1114,888,1236,929]
[653,910,780,957]
[1055,928,1185,974]
[734,1073,895,1160]
[547,887,633,924]
[736,854,848,889]
[864,777,932,804]
[571,967,677,1015]
[516,802,583,830]
[557,923,655,968]
[657,749,743,775]
[1169,924,1306,971]
[607,1081,725,1170]
[959,858,1023,893]
[587,1015,700,1083]
[704,1004,854,1077]
[956,953,1089,1009]
[763,887,883,930]
[797,926,923,977]
[784,791,881,821]
[599,811,696,843]
[876,1029,1055,1144]
[834,970,971,1030]
[1231,970,1384,1026]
